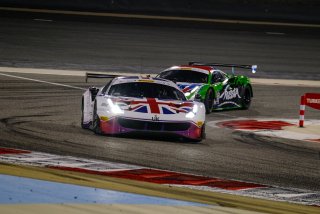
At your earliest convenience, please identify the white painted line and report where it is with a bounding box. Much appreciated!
[0,67,150,77]
[250,78,320,88]
[1,66,320,87]
[275,193,317,198]
[33,18,53,22]
[0,72,86,90]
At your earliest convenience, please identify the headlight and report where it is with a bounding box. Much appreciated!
[185,104,198,118]
[107,98,124,114]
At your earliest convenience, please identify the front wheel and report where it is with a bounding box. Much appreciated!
[92,102,101,134]
[204,89,214,114]
[200,124,206,140]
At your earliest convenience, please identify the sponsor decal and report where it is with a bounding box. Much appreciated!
[152,115,160,121]
[307,98,320,104]
[305,93,320,110]
[220,85,241,101]
[217,120,294,130]
[213,86,241,108]
[208,118,320,143]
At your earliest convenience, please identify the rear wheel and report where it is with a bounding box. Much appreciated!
[204,89,214,114]
[92,102,101,134]
[242,87,252,110]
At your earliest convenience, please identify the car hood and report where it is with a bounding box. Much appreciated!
[106,96,194,115]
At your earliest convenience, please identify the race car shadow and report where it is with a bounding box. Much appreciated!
[110,132,202,144]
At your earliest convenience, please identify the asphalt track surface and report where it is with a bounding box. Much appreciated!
[0,14,320,193]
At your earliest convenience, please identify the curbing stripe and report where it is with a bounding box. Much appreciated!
[0,147,319,206]
[3,164,319,214]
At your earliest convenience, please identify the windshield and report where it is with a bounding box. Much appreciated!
[159,70,208,83]
[107,82,186,101]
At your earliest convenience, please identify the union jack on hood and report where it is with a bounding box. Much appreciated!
[111,97,193,114]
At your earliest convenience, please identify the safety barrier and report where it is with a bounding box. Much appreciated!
[299,93,320,127]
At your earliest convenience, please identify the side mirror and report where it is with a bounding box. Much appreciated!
[89,87,99,101]
[228,77,236,85]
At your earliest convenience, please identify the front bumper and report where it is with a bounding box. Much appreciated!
[99,117,203,140]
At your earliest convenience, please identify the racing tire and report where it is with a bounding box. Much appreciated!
[81,97,87,129]
[92,102,102,134]
[201,124,206,140]
[242,86,252,110]
[204,89,214,114]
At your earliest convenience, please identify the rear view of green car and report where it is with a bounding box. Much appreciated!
[158,62,257,114]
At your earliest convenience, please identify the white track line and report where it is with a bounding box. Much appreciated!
[0,72,85,90]
[1,67,320,87]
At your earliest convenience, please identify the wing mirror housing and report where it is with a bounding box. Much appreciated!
[89,87,99,101]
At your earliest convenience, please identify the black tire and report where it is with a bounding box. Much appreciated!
[201,124,206,140]
[242,86,252,110]
[92,102,101,134]
[81,97,87,129]
[204,89,214,114]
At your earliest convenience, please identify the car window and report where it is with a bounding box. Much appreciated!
[101,80,113,94]
[108,82,186,101]
[159,70,208,83]
[211,71,225,83]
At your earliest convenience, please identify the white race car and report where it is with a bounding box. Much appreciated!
[81,75,206,141]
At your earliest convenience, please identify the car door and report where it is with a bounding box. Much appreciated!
[212,71,241,109]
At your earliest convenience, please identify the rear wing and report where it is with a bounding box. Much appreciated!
[188,62,257,74]
[85,72,120,83]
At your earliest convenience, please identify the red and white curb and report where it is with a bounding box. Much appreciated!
[0,147,319,206]
[207,118,320,143]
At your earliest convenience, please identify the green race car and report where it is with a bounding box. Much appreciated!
[158,62,257,114]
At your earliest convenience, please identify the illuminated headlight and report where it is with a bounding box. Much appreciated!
[107,98,124,114]
[185,104,198,118]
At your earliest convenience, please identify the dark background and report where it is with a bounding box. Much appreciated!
[1,0,320,23]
